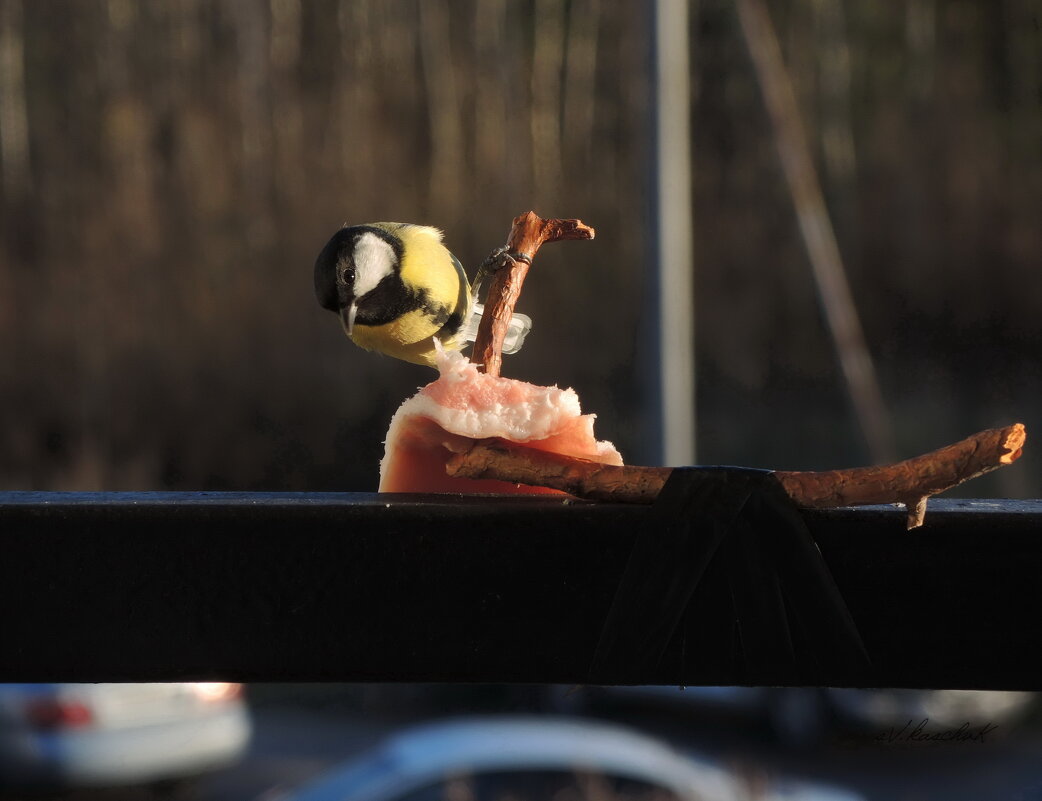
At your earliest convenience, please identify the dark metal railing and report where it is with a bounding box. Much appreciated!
[1,493,1039,688]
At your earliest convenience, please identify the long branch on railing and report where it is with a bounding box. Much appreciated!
[446,424,1026,529]
[460,210,1025,529]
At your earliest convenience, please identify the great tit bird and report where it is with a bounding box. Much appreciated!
[314,222,531,367]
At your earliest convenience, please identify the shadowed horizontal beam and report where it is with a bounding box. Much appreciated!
[1,493,1040,688]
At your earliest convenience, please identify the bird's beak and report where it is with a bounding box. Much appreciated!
[340,302,358,336]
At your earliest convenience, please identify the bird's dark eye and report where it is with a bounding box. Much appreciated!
[340,266,355,285]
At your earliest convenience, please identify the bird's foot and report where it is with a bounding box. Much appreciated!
[472,247,529,298]
[483,246,528,273]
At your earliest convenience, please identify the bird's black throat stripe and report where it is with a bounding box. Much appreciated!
[352,274,461,338]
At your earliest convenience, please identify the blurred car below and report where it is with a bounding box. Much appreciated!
[547,686,1036,746]
[274,716,864,801]
[0,682,251,792]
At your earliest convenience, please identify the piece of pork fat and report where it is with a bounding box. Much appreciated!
[379,346,622,494]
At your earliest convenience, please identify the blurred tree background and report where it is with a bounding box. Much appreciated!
[0,0,1038,495]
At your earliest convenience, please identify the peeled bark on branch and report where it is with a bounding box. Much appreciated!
[471,211,594,377]
[445,423,1026,529]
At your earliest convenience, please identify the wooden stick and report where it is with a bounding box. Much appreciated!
[445,424,1026,529]
[471,211,594,377]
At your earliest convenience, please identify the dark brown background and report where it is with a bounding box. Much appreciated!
[1,0,1038,494]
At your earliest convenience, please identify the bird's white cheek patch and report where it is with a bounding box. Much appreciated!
[353,232,397,298]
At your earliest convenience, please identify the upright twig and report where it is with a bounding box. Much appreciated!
[471,211,595,377]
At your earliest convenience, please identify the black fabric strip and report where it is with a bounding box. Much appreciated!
[588,467,872,686]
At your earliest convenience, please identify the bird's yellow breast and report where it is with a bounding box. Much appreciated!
[349,310,448,366]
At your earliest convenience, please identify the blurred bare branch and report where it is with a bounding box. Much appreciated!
[736,0,896,464]
[563,0,600,171]
[0,0,30,201]
[531,0,566,206]
[419,0,464,216]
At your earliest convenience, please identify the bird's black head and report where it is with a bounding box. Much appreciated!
[314,224,407,317]
[314,227,356,313]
